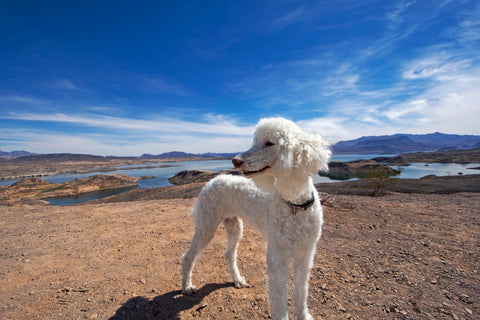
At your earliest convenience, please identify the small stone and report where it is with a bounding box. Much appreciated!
[444,291,453,300]
[196,302,207,311]
[389,305,399,313]
[139,278,146,285]
[459,293,472,304]
[338,304,347,312]
[465,307,472,315]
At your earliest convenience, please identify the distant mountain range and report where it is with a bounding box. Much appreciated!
[140,151,238,159]
[0,150,238,161]
[331,132,480,154]
[0,150,38,160]
[2,132,480,160]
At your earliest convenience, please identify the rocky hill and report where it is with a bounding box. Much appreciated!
[332,132,480,154]
[9,153,110,163]
[0,174,140,205]
[320,160,400,181]
[374,147,480,164]
[0,150,37,160]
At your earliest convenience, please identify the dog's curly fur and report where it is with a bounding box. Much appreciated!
[181,117,331,320]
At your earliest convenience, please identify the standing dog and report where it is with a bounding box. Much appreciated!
[181,117,330,319]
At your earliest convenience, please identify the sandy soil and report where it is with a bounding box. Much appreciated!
[1,192,479,320]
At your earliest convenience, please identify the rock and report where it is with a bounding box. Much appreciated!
[337,304,347,312]
[196,303,208,311]
[319,160,400,181]
[168,169,240,185]
[168,170,217,185]
[458,293,472,304]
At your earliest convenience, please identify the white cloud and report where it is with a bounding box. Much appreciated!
[383,99,429,120]
[141,76,189,96]
[6,112,254,137]
[52,78,78,90]
[402,55,472,80]
[1,112,257,155]
[271,7,306,30]
[0,95,50,105]
[385,0,414,28]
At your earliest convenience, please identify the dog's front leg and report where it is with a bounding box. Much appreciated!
[292,248,315,320]
[267,243,289,320]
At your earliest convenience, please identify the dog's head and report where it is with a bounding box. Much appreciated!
[232,117,330,192]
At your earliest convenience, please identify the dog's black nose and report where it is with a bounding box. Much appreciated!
[232,157,243,168]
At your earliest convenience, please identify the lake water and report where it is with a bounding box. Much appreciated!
[2,155,479,205]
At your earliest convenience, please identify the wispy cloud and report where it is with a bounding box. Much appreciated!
[6,112,253,137]
[271,7,306,30]
[0,112,256,155]
[401,54,472,80]
[447,3,480,44]
[50,78,78,90]
[0,95,50,105]
[385,0,414,29]
[141,76,189,96]
[0,126,251,156]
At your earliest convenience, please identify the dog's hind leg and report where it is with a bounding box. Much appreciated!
[181,215,221,295]
[223,217,248,288]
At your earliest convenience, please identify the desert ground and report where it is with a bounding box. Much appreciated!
[1,188,479,320]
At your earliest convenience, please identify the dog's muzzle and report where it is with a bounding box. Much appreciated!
[232,157,270,176]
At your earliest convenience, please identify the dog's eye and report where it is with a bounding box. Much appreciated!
[265,141,274,147]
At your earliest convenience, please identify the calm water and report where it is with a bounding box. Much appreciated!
[2,155,479,205]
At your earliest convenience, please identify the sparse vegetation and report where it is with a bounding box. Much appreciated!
[365,166,401,197]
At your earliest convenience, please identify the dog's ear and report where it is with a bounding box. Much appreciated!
[298,133,331,176]
[276,132,330,179]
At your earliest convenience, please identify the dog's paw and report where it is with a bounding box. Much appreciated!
[297,311,314,320]
[182,285,196,295]
[234,278,249,289]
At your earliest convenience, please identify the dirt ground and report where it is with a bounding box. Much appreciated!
[1,192,479,320]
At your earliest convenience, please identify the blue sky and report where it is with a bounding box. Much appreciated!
[1,0,479,156]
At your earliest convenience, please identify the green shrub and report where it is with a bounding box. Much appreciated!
[364,167,400,197]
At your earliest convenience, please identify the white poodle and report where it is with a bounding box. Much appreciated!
[181,117,331,320]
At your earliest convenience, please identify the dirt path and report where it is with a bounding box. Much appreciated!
[1,192,479,319]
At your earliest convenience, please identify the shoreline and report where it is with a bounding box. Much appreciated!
[0,163,179,182]
[0,156,222,181]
